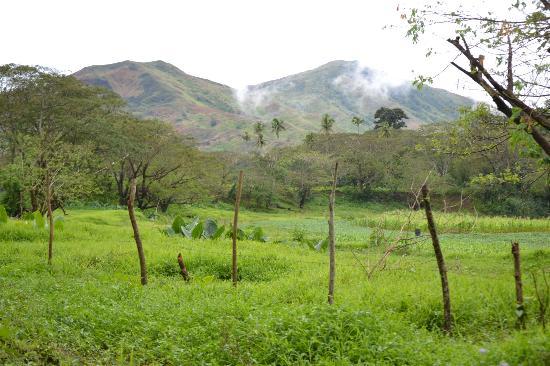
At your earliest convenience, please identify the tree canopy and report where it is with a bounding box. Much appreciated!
[401,0,550,156]
[373,107,408,130]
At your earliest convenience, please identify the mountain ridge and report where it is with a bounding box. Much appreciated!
[74,60,474,150]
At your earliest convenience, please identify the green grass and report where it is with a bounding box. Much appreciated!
[0,205,549,365]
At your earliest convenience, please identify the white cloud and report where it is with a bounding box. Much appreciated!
[332,62,410,100]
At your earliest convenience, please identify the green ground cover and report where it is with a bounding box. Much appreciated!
[0,204,548,365]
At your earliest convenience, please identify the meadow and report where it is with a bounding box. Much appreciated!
[0,201,549,365]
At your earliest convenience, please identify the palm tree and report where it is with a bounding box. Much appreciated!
[377,121,392,138]
[241,131,251,142]
[271,118,286,139]
[321,114,335,134]
[254,122,266,149]
[254,121,264,134]
[256,132,266,149]
[351,116,365,134]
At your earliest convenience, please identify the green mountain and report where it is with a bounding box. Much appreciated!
[238,60,472,144]
[74,60,473,149]
[74,60,250,150]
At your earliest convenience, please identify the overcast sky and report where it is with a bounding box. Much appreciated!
[3,0,502,100]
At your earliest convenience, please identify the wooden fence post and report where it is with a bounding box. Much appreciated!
[232,171,244,287]
[178,253,190,282]
[46,172,54,265]
[511,242,526,329]
[328,162,338,305]
[128,177,148,285]
[421,183,452,334]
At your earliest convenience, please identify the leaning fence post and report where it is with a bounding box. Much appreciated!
[328,162,338,305]
[511,242,526,329]
[232,171,244,287]
[178,253,190,282]
[128,177,148,285]
[421,183,451,334]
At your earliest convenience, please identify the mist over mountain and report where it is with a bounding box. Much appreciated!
[74,60,473,149]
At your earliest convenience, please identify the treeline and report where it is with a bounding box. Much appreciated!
[0,64,222,216]
[1,64,548,217]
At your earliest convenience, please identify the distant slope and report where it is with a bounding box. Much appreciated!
[74,60,473,150]
[74,60,251,150]
[239,61,473,145]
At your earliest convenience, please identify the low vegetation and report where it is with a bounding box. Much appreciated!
[0,204,548,364]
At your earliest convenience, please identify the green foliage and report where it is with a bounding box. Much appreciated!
[0,208,549,364]
[212,225,225,240]
[368,225,388,248]
[54,216,64,231]
[191,221,204,239]
[271,118,286,138]
[373,107,408,130]
[314,238,329,251]
[0,205,8,224]
[181,217,199,238]
[32,211,45,229]
[202,218,218,239]
[291,226,306,242]
[171,215,185,234]
[321,113,335,134]
[247,226,267,242]
[0,179,22,217]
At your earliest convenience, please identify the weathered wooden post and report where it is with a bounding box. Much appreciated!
[421,183,451,334]
[328,162,338,305]
[178,253,190,282]
[232,171,244,287]
[511,242,526,329]
[46,172,54,265]
[128,177,148,285]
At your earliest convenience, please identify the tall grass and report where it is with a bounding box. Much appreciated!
[355,209,550,233]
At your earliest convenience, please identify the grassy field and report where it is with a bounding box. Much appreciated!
[0,203,549,365]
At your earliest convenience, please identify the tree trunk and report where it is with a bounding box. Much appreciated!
[328,162,338,305]
[422,184,452,334]
[46,173,54,265]
[232,171,244,287]
[512,242,526,328]
[128,177,148,285]
[30,189,38,212]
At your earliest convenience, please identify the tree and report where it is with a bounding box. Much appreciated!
[254,121,265,135]
[321,114,335,134]
[373,107,408,130]
[280,149,331,208]
[107,115,207,212]
[0,64,123,263]
[254,122,266,149]
[402,1,550,156]
[271,118,286,138]
[0,64,123,215]
[419,104,549,216]
[351,116,365,134]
